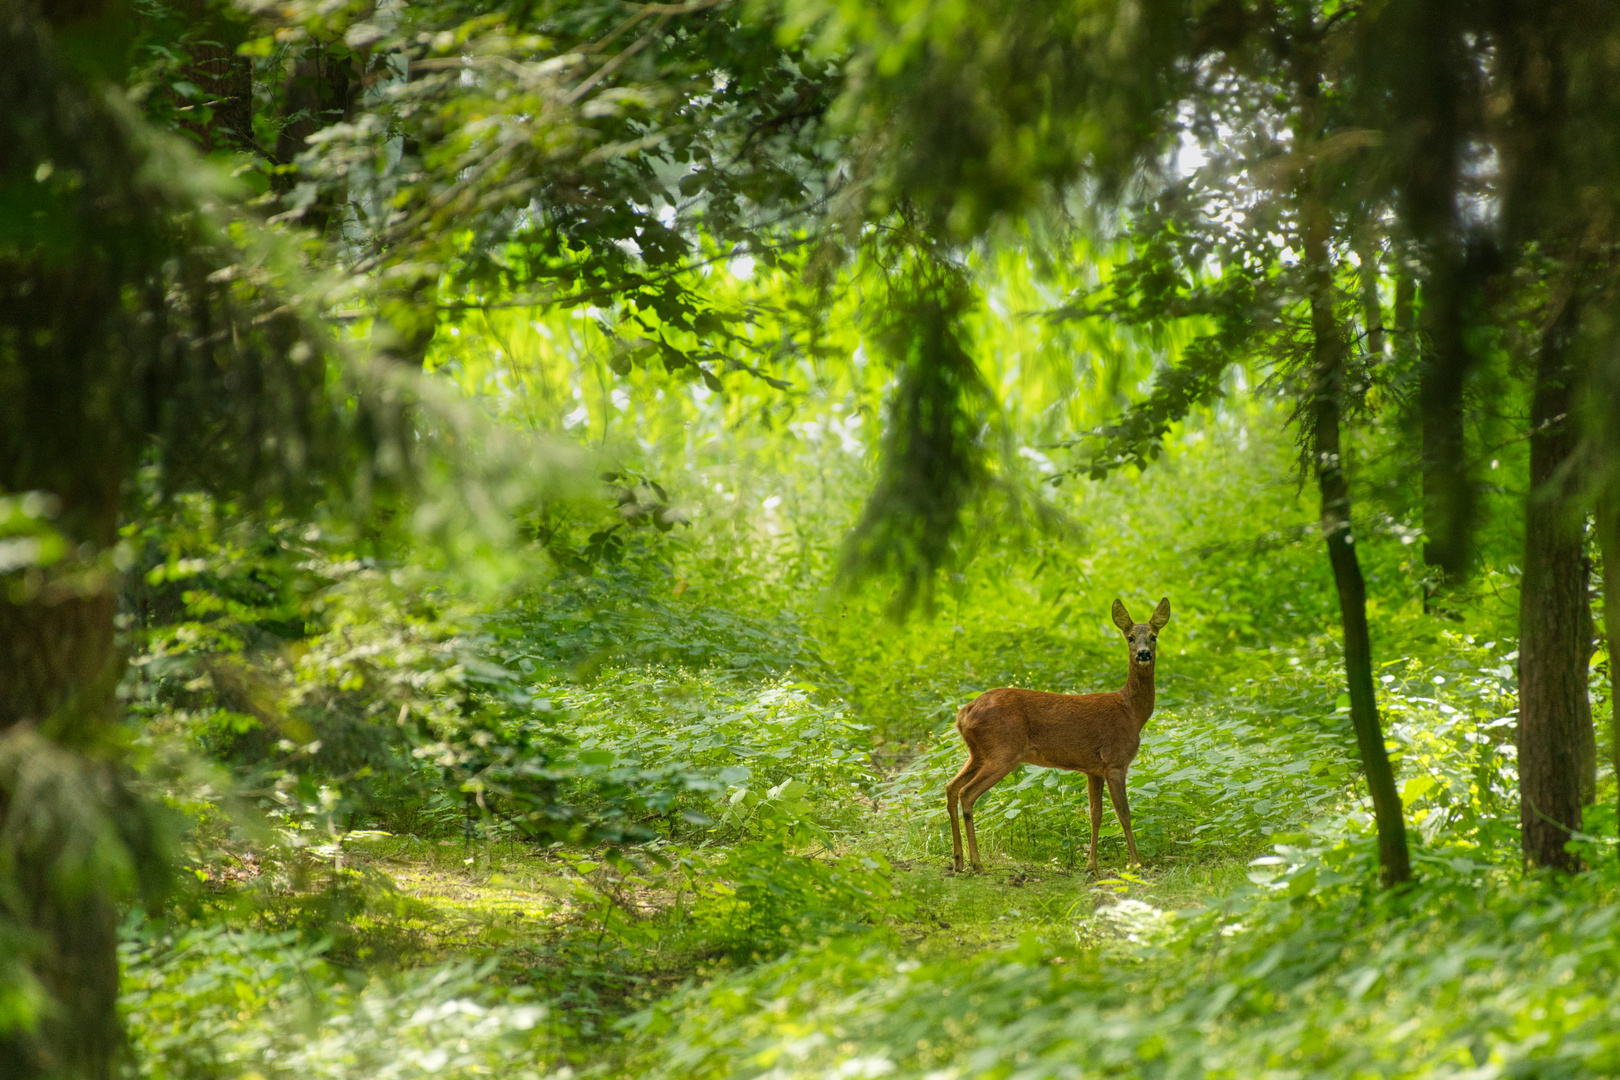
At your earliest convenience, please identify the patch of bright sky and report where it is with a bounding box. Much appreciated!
[1175,129,1209,175]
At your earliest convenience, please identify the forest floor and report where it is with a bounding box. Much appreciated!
[339,832,1252,958]
[307,819,1262,1040]
[126,695,1620,1080]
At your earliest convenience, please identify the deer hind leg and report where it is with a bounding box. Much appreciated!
[959,756,1019,872]
[1086,773,1104,874]
[945,756,982,873]
[1104,767,1141,869]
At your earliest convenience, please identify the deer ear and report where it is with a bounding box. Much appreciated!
[1111,599,1134,635]
[1149,597,1171,631]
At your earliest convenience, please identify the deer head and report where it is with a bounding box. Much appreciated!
[1112,597,1171,667]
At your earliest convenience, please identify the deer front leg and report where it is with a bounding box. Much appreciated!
[1104,767,1141,868]
[1086,773,1104,874]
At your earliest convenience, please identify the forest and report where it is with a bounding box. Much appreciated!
[3,0,1620,1077]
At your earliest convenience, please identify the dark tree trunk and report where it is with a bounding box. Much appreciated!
[1597,494,1620,867]
[1377,0,1478,586]
[273,43,363,166]
[0,493,128,1080]
[1308,297,1412,887]
[268,42,437,367]
[177,40,254,153]
[1416,240,1500,588]
[1516,297,1587,871]
[1295,90,1410,884]
[273,43,364,236]
[1,14,148,1076]
[1290,33,1413,887]
[0,732,129,1080]
[1577,555,1598,806]
[1418,258,1474,583]
[0,592,118,731]
[1356,237,1385,359]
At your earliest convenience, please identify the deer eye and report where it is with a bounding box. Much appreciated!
[1149,635,1157,642]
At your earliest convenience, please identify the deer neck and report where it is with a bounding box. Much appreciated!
[1122,660,1156,728]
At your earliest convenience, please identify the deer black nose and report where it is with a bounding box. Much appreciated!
[1136,649,1152,663]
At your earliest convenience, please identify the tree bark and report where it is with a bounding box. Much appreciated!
[177,40,254,154]
[1356,238,1385,360]
[0,591,117,733]
[1307,277,1412,887]
[1577,555,1598,806]
[1418,256,1475,584]
[1295,62,1410,885]
[0,11,153,1077]
[1516,295,1587,871]
[273,42,364,238]
[1378,0,1478,587]
[1597,493,1620,868]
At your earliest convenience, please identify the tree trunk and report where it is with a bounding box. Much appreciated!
[273,42,364,237]
[0,730,129,1080]
[1356,237,1385,360]
[1418,258,1475,584]
[176,40,254,153]
[1289,32,1411,887]
[1298,157,1410,889]
[0,528,128,1080]
[0,590,117,732]
[1516,296,1587,871]
[1577,555,1598,806]
[1309,306,1412,887]
[1597,493,1620,868]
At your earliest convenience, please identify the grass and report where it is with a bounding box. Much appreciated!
[238,814,1265,1006]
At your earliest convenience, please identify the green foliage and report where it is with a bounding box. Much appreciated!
[838,248,990,614]
[122,923,561,1080]
[619,827,1620,1080]
[10,2,1619,1080]
[502,560,826,679]
[104,209,1616,1080]
[551,670,872,827]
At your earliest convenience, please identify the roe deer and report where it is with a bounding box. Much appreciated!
[946,597,1171,873]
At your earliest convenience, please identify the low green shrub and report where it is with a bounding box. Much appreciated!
[616,822,1620,1080]
[121,921,564,1080]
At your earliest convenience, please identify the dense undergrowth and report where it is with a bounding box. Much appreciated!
[115,336,1616,1080]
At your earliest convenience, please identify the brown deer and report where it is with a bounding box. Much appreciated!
[946,597,1170,874]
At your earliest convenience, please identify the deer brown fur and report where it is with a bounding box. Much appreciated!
[946,597,1171,873]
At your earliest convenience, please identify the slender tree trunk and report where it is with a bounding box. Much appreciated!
[1517,295,1587,871]
[273,42,364,236]
[1578,555,1598,806]
[1394,274,1416,358]
[1307,283,1412,886]
[176,41,253,153]
[1356,237,1385,360]
[1597,494,1620,865]
[1377,0,1482,587]
[1295,86,1410,885]
[1418,258,1476,584]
